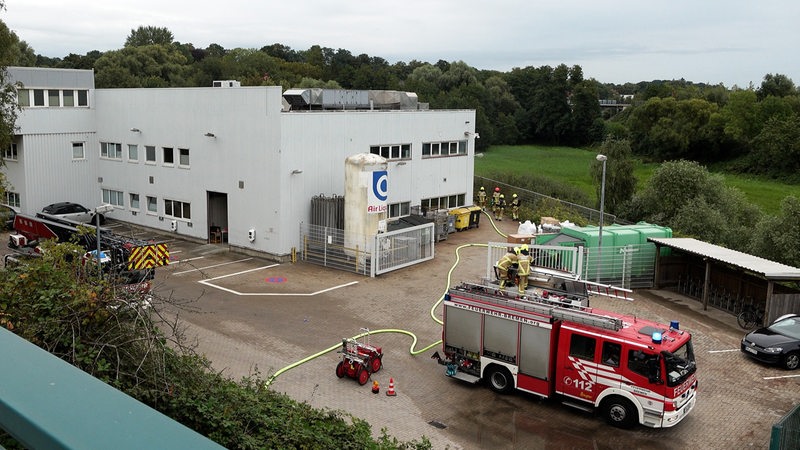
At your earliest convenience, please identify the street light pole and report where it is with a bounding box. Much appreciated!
[94,204,114,280]
[596,154,608,283]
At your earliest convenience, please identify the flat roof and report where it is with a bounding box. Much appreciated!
[648,237,800,281]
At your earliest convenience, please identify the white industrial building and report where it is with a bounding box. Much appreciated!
[3,67,476,260]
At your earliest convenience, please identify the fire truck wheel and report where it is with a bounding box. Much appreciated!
[335,361,346,378]
[486,366,514,394]
[371,356,382,373]
[783,352,799,370]
[357,367,370,385]
[601,397,637,429]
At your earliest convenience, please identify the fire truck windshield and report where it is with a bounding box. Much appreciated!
[662,340,696,387]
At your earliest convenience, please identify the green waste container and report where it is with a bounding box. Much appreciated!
[449,207,471,231]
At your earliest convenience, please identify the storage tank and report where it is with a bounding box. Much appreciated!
[344,154,388,260]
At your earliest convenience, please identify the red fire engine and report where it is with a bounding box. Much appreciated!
[435,282,698,428]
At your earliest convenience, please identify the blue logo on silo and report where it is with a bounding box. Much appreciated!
[372,170,388,201]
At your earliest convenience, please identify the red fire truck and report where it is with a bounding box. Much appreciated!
[435,282,698,428]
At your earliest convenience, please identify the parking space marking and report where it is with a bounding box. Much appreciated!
[708,349,739,353]
[173,258,253,275]
[168,256,204,264]
[764,374,800,380]
[196,264,359,296]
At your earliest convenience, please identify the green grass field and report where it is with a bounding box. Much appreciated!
[475,145,800,215]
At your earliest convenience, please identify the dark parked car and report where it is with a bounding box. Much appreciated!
[741,314,800,370]
[41,202,106,225]
[0,204,18,230]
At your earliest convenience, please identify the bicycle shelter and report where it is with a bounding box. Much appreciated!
[649,237,800,325]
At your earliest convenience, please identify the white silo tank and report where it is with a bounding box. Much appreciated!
[344,153,388,260]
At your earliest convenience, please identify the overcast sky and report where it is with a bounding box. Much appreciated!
[3,0,797,87]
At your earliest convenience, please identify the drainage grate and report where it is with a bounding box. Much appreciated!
[427,420,447,429]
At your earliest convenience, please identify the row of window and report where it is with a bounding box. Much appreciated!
[98,142,190,166]
[420,194,467,211]
[18,89,89,108]
[102,188,191,220]
[369,140,467,161]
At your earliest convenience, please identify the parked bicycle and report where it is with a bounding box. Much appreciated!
[737,305,764,330]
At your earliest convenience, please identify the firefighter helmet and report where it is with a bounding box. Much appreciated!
[480,186,485,191]
[494,187,500,192]
[514,247,520,255]
[500,194,505,198]
[513,193,518,198]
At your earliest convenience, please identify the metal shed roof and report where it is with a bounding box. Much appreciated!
[648,237,800,280]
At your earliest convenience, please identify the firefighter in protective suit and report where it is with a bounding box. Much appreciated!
[517,245,531,294]
[496,194,507,221]
[491,187,501,218]
[510,193,521,221]
[477,186,487,210]
[496,247,519,288]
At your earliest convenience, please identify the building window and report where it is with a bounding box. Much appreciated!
[146,196,157,213]
[102,188,124,207]
[63,90,74,107]
[422,140,467,158]
[48,90,60,107]
[370,144,411,160]
[178,148,190,167]
[4,143,18,161]
[5,192,20,208]
[128,144,138,161]
[420,193,466,211]
[72,142,85,160]
[388,201,410,218]
[33,89,45,106]
[17,89,30,107]
[77,90,88,107]
[145,145,156,163]
[100,142,122,160]
[163,147,174,165]
[130,193,140,210]
[164,199,191,220]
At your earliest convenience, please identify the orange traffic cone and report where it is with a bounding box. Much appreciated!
[371,380,380,394]
[386,377,396,396]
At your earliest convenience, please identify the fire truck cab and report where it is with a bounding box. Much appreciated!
[438,282,698,429]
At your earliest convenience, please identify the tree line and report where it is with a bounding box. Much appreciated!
[6,25,796,181]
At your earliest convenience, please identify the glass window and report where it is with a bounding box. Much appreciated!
[145,146,156,163]
[102,189,124,207]
[48,90,60,107]
[4,143,18,161]
[422,143,431,157]
[388,201,411,218]
[401,144,411,159]
[128,144,138,161]
[129,193,140,209]
[77,90,88,106]
[100,142,122,159]
[179,148,190,166]
[5,192,20,208]
[569,334,596,361]
[17,89,30,107]
[72,142,85,160]
[33,89,45,106]
[163,147,174,165]
[601,342,621,367]
[165,199,191,220]
[63,90,74,107]
[146,196,157,213]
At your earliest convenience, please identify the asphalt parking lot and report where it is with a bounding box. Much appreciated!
[6,219,800,449]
